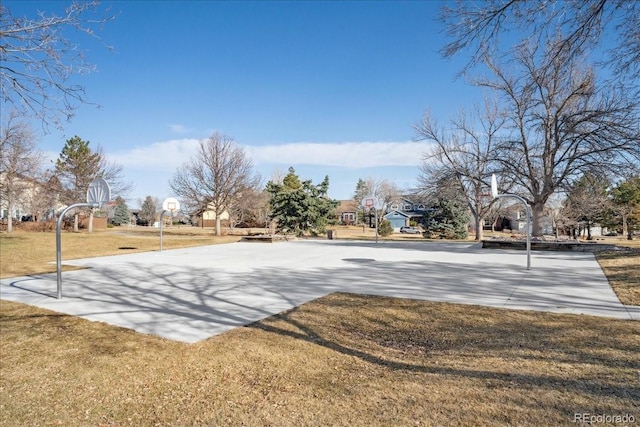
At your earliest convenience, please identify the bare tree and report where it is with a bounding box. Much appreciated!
[170,133,261,236]
[611,176,640,240]
[441,0,639,82]
[354,178,401,227]
[475,39,640,236]
[0,1,116,130]
[138,196,158,226]
[561,173,611,240]
[94,145,132,197]
[227,188,269,229]
[0,112,44,232]
[415,98,508,240]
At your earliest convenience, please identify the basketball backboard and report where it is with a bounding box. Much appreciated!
[87,178,111,208]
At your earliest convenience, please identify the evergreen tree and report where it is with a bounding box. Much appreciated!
[266,167,338,236]
[55,136,101,205]
[55,136,101,231]
[423,192,470,239]
[378,219,393,237]
[139,196,157,226]
[111,197,130,226]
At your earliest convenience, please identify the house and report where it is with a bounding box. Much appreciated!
[0,172,60,222]
[336,200,358,225]
[192,203,230,228]
[387,197,431,225]
[383,210,412,230]
[486,206,555,235]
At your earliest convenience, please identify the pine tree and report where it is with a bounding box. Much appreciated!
[111,197,130,226]
[378,219,393,237]
[55,136,101,231]
[423,193,470,239]
[266,167,339,236]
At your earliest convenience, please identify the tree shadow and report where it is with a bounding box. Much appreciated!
[248,294,639,402]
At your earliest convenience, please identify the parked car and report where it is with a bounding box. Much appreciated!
[400,226,421,234]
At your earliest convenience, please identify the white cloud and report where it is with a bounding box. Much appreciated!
[169,124,193,133]
[98,139,428,205]
[107,139,201,171]
[106,139,426,172]
[247,141,424,168]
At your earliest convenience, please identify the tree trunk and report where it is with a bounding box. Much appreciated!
[7,207,13,233]
[531,201,545,236]
[474,214,483,240]
[215,216,221,236]
[88,210,94,234]
[74,213,79,232]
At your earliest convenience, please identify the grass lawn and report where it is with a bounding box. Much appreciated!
[1,294,638,426]
[594,237,640,306]
[0,227,639,426]
[0,228,240,278]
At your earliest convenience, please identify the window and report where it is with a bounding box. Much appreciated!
[403,204,412,211]
[390,204,398,210]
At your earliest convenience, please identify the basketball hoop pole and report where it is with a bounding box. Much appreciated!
[56,203,99,299]
[54,177,111,299]
[159,210,169,252]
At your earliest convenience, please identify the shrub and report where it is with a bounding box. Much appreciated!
[378,220,393,237]
[15,220,56,232]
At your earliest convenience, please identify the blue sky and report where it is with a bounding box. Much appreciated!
[8,1,479,206]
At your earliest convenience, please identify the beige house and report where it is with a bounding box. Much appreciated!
[193,202,230,228]
[0,172,60,222]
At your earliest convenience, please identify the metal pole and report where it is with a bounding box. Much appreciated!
[375,208,379,244]
[56,202,98,299]
[159,210,168,252]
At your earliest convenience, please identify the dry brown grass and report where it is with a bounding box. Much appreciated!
[596,249,640,306]
[0,227,240,278]
[2,228,638,425]
[1,293,638,426]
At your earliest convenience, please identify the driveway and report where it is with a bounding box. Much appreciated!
[1,240,636,343]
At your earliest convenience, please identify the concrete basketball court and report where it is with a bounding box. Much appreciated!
[1,240,637,343]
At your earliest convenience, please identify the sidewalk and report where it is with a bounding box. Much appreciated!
[1,240,637,343]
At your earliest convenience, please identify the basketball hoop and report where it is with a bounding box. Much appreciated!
[162,197,180,214]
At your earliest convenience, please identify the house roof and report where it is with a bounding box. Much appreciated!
[337,200,358,213]
[383,210,411,219]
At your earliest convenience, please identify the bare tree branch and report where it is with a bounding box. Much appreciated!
[0,1,116,130]
[475,38,640,235]
[441,0,638,81]
[0,111,44,232]
[170,132,261,236]
[415,98,509,240]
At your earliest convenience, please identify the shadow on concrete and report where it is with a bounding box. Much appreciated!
[3,244,630,342]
